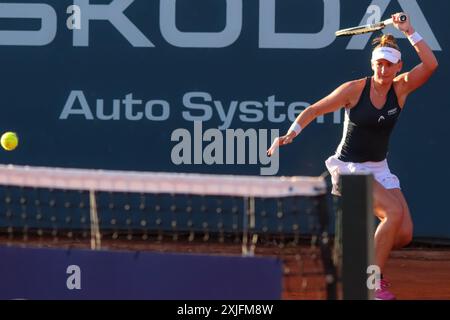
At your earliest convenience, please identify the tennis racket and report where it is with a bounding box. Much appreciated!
[335,14,407,37]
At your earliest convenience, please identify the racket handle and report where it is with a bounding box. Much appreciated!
[383,14,407,26]
[383,18,394,25]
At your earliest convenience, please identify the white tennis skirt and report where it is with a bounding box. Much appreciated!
[325,154,400,195]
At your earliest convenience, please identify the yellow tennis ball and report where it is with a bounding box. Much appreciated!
[1,132,19,151]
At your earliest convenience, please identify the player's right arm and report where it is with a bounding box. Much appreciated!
[392,13,438,99]
[267,79,363,156]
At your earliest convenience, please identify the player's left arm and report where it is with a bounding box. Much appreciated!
[394,13,439,95]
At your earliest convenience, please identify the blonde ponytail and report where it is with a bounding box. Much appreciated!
[372,34,400,51]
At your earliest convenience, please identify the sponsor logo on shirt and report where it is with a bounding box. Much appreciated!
[387,108,398,116]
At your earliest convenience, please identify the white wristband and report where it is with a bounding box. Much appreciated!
[407,31,423,46]
[288,122,302,136]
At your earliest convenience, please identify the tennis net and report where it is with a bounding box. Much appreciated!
[0,164,338,299]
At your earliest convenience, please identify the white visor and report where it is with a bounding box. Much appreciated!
[371,47,401,64]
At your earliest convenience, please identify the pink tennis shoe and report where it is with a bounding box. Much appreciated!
[375,279,396,300]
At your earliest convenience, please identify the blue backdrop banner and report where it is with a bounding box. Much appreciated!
[0,0,448,238]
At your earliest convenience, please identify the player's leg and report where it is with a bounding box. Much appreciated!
[372,181,404,300]
[372,181,404,272]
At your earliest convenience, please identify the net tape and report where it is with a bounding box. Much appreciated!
[0,164,326,198]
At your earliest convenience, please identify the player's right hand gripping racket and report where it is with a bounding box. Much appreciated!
[335,14,407,37]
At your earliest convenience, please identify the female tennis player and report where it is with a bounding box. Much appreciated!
[267,12,438,300]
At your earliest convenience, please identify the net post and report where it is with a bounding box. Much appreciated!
[316,193,337,300]
[89,189,101,250]
[340,173,375,300]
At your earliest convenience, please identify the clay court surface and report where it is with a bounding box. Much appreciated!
[2,235,450,300]
[283,247,450,300]
[384,249,450,300]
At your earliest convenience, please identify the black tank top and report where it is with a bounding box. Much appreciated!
[336,77,402,162]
